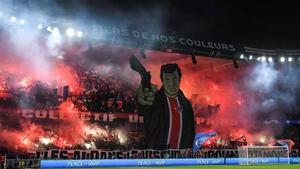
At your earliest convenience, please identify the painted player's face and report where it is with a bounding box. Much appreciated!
[163,70,180,97]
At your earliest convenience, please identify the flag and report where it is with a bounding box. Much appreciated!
[276,139,295,151]
[193,131,217,152]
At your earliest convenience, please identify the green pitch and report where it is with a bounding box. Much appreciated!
[64,164,300,169]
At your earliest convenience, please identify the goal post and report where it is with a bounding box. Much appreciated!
[237,146,290,165]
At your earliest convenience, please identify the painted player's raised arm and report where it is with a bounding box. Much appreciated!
[137,84,157,106]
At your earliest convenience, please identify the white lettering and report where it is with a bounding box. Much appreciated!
[132,31,140,38]
[109,114,116,122]
[67,161,83,167]
[88,161,100,166]
[138,160,151,166]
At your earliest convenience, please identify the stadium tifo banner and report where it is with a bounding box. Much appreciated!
[91,24,236,54]
[0,107,143,123]
[2,107,240,125]
[30,149,300,159]
[1,40,300,155]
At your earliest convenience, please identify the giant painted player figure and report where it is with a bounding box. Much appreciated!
[138,63,195,150]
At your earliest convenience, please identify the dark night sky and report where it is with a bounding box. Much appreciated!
[10,0,300,49]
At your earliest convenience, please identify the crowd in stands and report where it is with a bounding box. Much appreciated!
[0,62,299,161]
[72,64,138,113]
[0,64,139,114]
[0,63,145,152]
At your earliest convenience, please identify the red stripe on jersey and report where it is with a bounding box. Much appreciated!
[168,97,181,149]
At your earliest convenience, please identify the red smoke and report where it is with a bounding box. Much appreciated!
[0,40,280,152]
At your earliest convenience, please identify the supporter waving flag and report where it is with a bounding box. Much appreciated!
[276,139,295,151]
[193,131,217,152]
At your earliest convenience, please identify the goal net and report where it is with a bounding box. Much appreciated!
[237,146,290,165]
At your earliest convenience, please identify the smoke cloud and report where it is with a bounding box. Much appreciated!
[0,0,299,151]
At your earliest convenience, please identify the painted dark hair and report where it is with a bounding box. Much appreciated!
[160,63,182,82]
